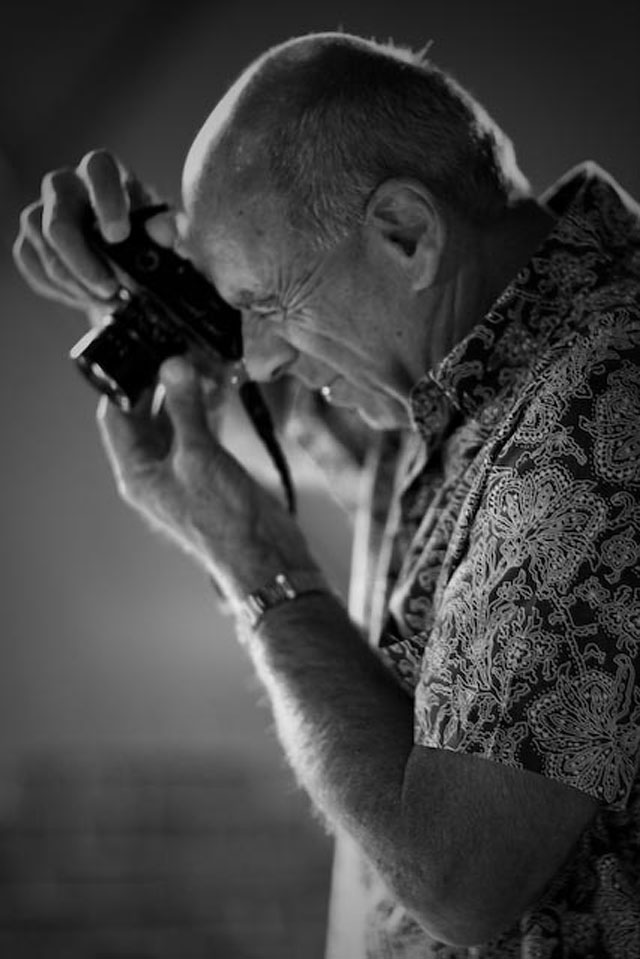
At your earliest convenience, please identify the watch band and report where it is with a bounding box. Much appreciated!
[237,570,330,630]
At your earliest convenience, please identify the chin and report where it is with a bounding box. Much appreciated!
[331,382,409,431]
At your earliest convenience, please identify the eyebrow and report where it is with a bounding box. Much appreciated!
[232,289,258,307]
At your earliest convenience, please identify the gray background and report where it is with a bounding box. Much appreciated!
[1,0,638,760]
[0,2,638,954]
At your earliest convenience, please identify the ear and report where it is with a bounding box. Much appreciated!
[365,179,445,291]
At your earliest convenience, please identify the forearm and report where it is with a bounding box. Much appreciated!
[237,590,421,898]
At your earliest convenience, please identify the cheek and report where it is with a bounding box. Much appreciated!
[285,303,370,361]
[285,328,362,379]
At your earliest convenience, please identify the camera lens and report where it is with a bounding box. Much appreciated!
[70,317,165,412]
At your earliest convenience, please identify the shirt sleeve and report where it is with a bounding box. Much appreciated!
[413,318,640,810]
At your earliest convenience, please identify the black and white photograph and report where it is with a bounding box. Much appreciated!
[2,2,640,956]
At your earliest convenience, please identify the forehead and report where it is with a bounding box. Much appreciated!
[182,194,285,302]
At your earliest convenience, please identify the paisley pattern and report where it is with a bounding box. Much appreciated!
[356,164,640,958]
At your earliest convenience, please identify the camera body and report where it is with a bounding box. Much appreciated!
[70,205,243,412]
[70,205,296,512]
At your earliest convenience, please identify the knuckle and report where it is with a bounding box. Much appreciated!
[95,400,106,426]
[116,463,159,509]
[19,201,42,236]
[174,444,207,478]
[41,167,75,198]
[116,473,138,505]
[12,245,36,289]
[172,449,193,483]
[11,233,26,265]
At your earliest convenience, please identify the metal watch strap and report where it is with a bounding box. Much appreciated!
[238,571,330,630]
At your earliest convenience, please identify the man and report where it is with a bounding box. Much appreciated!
[13,31,640,958]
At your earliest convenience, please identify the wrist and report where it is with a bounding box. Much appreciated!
[231,569,332,632]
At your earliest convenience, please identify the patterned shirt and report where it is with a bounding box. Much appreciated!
[323,162,640,959]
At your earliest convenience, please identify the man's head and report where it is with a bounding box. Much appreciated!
[181,32,533,429]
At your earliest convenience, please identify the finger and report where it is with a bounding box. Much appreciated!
[132,384,174,458]
[81,156,174,247]
[96,393,170,499]
[18,202,83,299]
[159,357,212,454]
[144,211,178,248]
[124,172,157,212]
[77,149,130,244]
[97,396,135,496]
[13,232,83,309]
[18,201,110,307]
[41,168,118,298]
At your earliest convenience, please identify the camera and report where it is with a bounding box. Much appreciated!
[70,204,243,412]
[69,205,295,512]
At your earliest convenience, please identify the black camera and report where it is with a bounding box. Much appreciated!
[70,205,295,512]
[70,204,242,410]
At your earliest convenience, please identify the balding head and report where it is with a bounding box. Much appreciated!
[182,32,530,252]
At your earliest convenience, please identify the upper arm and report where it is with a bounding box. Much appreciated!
[396,745,599,946]
[376,318,640,945]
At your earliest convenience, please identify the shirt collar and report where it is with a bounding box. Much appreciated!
[409,162,640,447]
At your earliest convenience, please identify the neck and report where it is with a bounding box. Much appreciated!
[421,199,556,374]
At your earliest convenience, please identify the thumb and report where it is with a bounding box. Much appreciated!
[144,209,178,248]
[160,356,211,452]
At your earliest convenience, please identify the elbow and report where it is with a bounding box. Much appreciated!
[424,907,515,949]
[396,899,510,948]
[389,863,523,948]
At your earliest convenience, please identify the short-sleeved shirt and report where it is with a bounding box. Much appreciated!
[324,162,640,959]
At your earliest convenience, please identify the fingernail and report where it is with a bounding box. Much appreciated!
[103,221,129,244]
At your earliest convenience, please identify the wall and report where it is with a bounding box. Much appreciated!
[2,0,638,757]
[0,1,638,955]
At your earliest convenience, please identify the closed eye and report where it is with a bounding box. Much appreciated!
[252,304,287,321]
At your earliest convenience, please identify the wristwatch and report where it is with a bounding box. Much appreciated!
[237,570,330,630]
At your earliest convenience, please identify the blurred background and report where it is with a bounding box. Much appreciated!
[0,1,638,956]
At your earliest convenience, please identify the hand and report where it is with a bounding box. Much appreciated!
[98,354,319,606]
[13,148,228,413]
[12,148,176,324]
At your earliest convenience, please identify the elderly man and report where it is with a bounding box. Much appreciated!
[14,31,640,958]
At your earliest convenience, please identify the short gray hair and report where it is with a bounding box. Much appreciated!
[230,33,531,249]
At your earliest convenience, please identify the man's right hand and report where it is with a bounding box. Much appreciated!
[12,149,175,324]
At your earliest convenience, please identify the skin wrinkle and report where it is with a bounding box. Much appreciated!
[175,38,599,946]
[14,32,609,949]
[179,69,587,938]
[185,98,554,427]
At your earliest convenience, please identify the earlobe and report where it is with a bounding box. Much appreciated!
[367,179,444,291]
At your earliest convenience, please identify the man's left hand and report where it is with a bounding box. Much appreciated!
[97,355,318,606]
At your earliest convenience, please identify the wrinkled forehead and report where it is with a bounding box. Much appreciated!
[180,192,285,307]
[180,112,297,302]
[182,133,278,258]
[182,186,278,262]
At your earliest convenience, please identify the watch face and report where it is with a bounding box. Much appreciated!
[240,571,329,630]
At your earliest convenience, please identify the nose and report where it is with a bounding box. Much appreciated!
[241,312,298,382]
